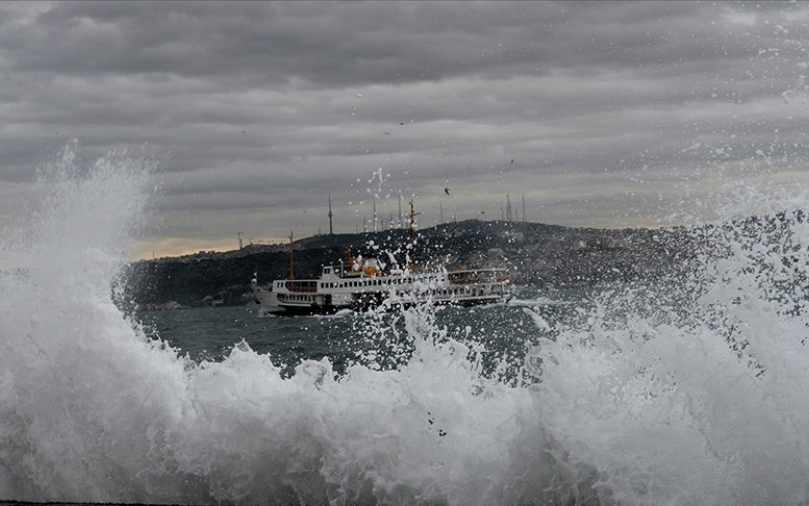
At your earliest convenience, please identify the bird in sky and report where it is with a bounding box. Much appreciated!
[444,187,450,196]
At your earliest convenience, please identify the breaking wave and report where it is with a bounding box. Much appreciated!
[2,144,809,505]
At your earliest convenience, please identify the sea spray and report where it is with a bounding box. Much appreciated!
[0,144,590,504]
[0,143,196,503]
[7,144,809,505]
[526,191,809,504]
[176,330,571,504]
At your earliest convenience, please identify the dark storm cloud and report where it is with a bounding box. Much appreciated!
[1,1,808,257]
[1,2,769,86]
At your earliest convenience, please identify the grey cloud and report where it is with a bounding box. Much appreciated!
[1,1,809,253]
[0,2,756,85]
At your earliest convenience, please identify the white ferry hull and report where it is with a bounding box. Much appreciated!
[252,267,511,317]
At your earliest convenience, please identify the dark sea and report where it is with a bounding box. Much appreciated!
[5,149,809,505]
[136,289,577,383]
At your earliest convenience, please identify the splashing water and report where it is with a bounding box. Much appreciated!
[3,146,809,505]
[528,188,809,505]
[0,145,573,505]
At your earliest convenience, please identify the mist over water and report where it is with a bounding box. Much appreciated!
[3,144,809,505]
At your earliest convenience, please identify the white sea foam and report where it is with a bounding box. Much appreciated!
[3,144,809,505]
[0,144,582,505]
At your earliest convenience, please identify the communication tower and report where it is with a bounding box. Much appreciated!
[328,193,334,235]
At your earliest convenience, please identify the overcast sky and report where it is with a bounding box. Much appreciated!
[2,1,809,259]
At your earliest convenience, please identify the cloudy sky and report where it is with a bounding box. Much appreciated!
[2,1,809,259]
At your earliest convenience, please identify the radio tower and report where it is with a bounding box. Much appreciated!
[506,194,513,222]
[328,193,334,235]
[521,193,527,222]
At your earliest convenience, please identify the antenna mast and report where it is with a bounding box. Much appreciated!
[506,194,513,222]
[328,193,334,235]
[522,193,526,222]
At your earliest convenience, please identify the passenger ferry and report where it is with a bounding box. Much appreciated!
[251,201,510,316]
[251,259,511,316]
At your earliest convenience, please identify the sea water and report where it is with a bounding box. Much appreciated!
[4,145,809,505]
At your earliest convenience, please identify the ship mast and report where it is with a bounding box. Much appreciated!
[407,200,416,273]
[288,230,296,280]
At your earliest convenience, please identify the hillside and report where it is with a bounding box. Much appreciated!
[118,219,695,310]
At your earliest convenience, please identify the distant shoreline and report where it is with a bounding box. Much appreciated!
[119,218,695,310]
